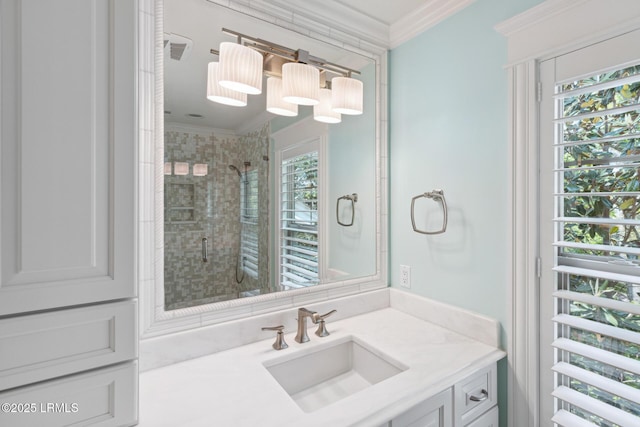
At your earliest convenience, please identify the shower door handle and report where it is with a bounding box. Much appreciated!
[202,237,208,263]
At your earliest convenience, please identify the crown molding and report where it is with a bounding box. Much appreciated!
[494,0,588,36]
[390,0,476,48]
[238,0,474,50]
[495,0,640,66]
[255,0,389,49]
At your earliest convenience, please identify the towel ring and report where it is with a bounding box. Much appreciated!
[337,193,358,227]
[411,189,447,235]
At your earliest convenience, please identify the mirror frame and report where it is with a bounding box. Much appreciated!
[140,0,388,338]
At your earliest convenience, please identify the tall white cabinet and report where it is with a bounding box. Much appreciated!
[0,0,138,425]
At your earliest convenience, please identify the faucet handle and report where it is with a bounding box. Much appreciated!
[319,309,336,320]
[315,310,337,337]
[261,325,288,350]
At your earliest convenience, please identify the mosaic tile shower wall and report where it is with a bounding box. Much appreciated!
[164,123,270,310]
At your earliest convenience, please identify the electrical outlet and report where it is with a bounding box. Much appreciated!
[400,265,411,288]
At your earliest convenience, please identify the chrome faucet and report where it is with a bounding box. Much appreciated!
[294,307,337,343]
[295,308,320,343]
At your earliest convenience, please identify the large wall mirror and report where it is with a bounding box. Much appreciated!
[144,0,386,336]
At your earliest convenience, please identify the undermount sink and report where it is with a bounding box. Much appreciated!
[263,335,408,412]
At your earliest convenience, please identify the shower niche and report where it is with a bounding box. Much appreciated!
[164,183,195,224]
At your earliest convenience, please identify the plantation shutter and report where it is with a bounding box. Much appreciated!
[551,64,640,425]
[280,151,319,290]
[241,168,259,278]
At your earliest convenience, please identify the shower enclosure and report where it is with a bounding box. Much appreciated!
[163,124,270,310]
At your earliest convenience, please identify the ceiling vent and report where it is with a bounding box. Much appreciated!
[163,33,193,61]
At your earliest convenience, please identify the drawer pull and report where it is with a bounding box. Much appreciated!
[469,389,488,402]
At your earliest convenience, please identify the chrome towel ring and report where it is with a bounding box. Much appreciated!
[336,193,358,227]
[411,189,448,235]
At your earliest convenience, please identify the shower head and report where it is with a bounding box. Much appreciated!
[228,165,242,177]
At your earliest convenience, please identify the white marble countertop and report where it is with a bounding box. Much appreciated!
[139,295,505,427]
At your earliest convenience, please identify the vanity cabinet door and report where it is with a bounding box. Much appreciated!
[465,406,498,427]
[390,388,453,427]
[0,0,136,315]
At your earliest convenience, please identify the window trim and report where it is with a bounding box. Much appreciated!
[272,117,329,291]
[496,1,640,425]
[279,145,320,289]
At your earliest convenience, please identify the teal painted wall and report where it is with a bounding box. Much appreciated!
[328,63,377,279]
[388,0,543,424]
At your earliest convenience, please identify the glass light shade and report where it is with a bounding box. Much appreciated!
[174,162,189,176]
[207,62,247,107]
[282,62,320,106]
[193,164,208,176]
[331,76,363,115]
[266,77,298,117]
[314,89,341,124]
[218,42,263,95]
[164,162,172,175]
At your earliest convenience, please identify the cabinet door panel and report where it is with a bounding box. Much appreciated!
[0,0,135,315]
[391,388,453,427]
[465,406,498,427]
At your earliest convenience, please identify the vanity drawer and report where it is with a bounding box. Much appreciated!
[454,363,497,425]
[0,300,137,390]
[0,361,137,427]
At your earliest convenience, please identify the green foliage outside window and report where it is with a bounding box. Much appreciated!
[561,66,640,422]
[282,153,319,287]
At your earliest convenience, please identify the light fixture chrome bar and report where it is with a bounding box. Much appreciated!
[211,27,360,78]
[222,28,296,56]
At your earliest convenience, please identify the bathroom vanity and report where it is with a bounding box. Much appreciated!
[139,289,504,426]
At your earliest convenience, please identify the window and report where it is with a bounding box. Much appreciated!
[547,62,640,426]
[499,4,640,424]
[279,150,319,290]
[271,118,328,293]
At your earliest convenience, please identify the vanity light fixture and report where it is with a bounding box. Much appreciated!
[208,28,363,123]
[217,42,263,95]
[164,162,172,175]
[207,62,247,107]
[331,76,363,115]
[282,62,320,106]
[266,77,298,117]
[314,88,341,124]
